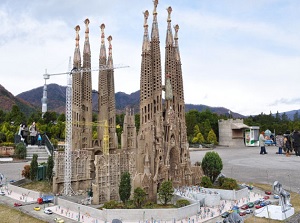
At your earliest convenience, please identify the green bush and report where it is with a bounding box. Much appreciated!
[143,201,154,209]
[102,200,119,209]
[14,142,26,159]
[220,178,239,190]
[176,199,190,207]
[200,176,213,188]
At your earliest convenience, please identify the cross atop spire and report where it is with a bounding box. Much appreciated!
[167,6,172,23]
[100,24,105,45]
[84,18,90,40]
[75,25,80,48]
[153,0,158,15]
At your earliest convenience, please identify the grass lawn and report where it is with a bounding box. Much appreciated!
[245,183,300,223]
[20,180,52,194]
[0,204,46,223]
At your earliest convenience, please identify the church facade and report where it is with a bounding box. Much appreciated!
[53,0,202,204]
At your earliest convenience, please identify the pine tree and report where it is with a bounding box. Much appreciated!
[30,154,38,181]
[119,172,131,204]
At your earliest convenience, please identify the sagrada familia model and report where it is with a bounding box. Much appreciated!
[53,0,202,204]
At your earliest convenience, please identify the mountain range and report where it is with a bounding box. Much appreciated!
[1,83,299,119]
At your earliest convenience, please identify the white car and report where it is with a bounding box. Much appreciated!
[0,191,5,196]
[44,209,53,214]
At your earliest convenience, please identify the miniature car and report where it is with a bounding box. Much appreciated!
[0,191,5,196]
[54,217,65,223]
[264,195,270,200]
[240,204,249,210]
[33,206,41,211]
[260,202,266,207]
[44,209,53,214]
[265,191,272,195]
[255,205,262,209]
[254,200,260,205]
[221,211,230,218]
[264,200,271,205]
[247,202,254,208]
[274,194,280,199]
[14,202,22,207]
[239,211,246,216]
[245,209,253,214]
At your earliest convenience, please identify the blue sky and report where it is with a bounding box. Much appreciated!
[1,0,300,116]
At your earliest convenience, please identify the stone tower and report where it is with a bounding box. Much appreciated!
[81,18,93,149]
[98,24,118,153]
[72,25,82,151]
[136,0,193,200]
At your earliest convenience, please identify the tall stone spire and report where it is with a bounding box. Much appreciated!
[72,25,82,150]
[174,24,185,120]
[98,24,109,150]
[150,0,162,115]
[107,35,118,150]
[82,18,93,148]
[164,6,177,111]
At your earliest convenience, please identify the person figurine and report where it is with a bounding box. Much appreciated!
[37,133,42,147]
[275,132,284,154]
[284,131,291,157]
[29,122,37,145]
[292,129,300,156]
[259,131,267,154]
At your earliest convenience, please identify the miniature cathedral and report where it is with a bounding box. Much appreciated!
[53,1,202,203]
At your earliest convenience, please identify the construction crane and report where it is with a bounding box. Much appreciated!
[42,59,128,196]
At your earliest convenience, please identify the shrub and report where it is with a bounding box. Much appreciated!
[14,142,26,159]
[102,200,119,209]
[30,154,38,181]
[133,187,147,208]
[220,178,239,190]
[22,164,31,179]
[200,176,213,188]
[143,201,154,209]
[176,199,190,207]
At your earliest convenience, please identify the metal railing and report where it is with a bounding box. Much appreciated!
[42,134,54,155]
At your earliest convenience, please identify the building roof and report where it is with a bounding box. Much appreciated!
[231,123,250,129]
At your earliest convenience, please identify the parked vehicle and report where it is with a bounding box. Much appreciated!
[44,209,53,214]
[247,202,254,208]
[14,202,22,207]
[264,195,270,200]
[265,191,272,195]
[245,209,253,214]
[0,191,5,196]
[33,206,41,211]
[241,204,249,210]
[54,217,64,223]
[221,211,230,218]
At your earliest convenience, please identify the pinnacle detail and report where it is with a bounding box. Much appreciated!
[100,23,105,45]
[75,25,80,48]
[153,0,158,15]
[84,18,90,40]
[167,6,172,22]
[108,35,112,57]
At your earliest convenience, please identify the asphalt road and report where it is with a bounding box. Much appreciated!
[190,145,300,193]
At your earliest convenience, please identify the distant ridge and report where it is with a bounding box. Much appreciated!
[14,83,245,117]
[0,83,293,119]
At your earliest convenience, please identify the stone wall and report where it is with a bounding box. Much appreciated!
[207,187,248,201]
[0,146,14,156]
[7,184,41,201]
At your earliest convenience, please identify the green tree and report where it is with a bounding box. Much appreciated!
[14,142,27,159]
[200,176,213,188]
[133,187,147,208]
[158,180,174,206]
[30,154,38,181]
[207,129,218,144]
[201,151,223,183]
[192,132,205,144]
[47,155,54,182]
[119,172,131,204]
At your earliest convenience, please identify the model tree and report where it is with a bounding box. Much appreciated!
[201,151,223,183]
[30,154,38,181]
[158,180,174,205]
[133,187,147,208]
[119,171,131,204]
[47,155,54,182]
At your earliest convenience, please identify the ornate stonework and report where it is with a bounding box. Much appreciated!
[53,1,202,203]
